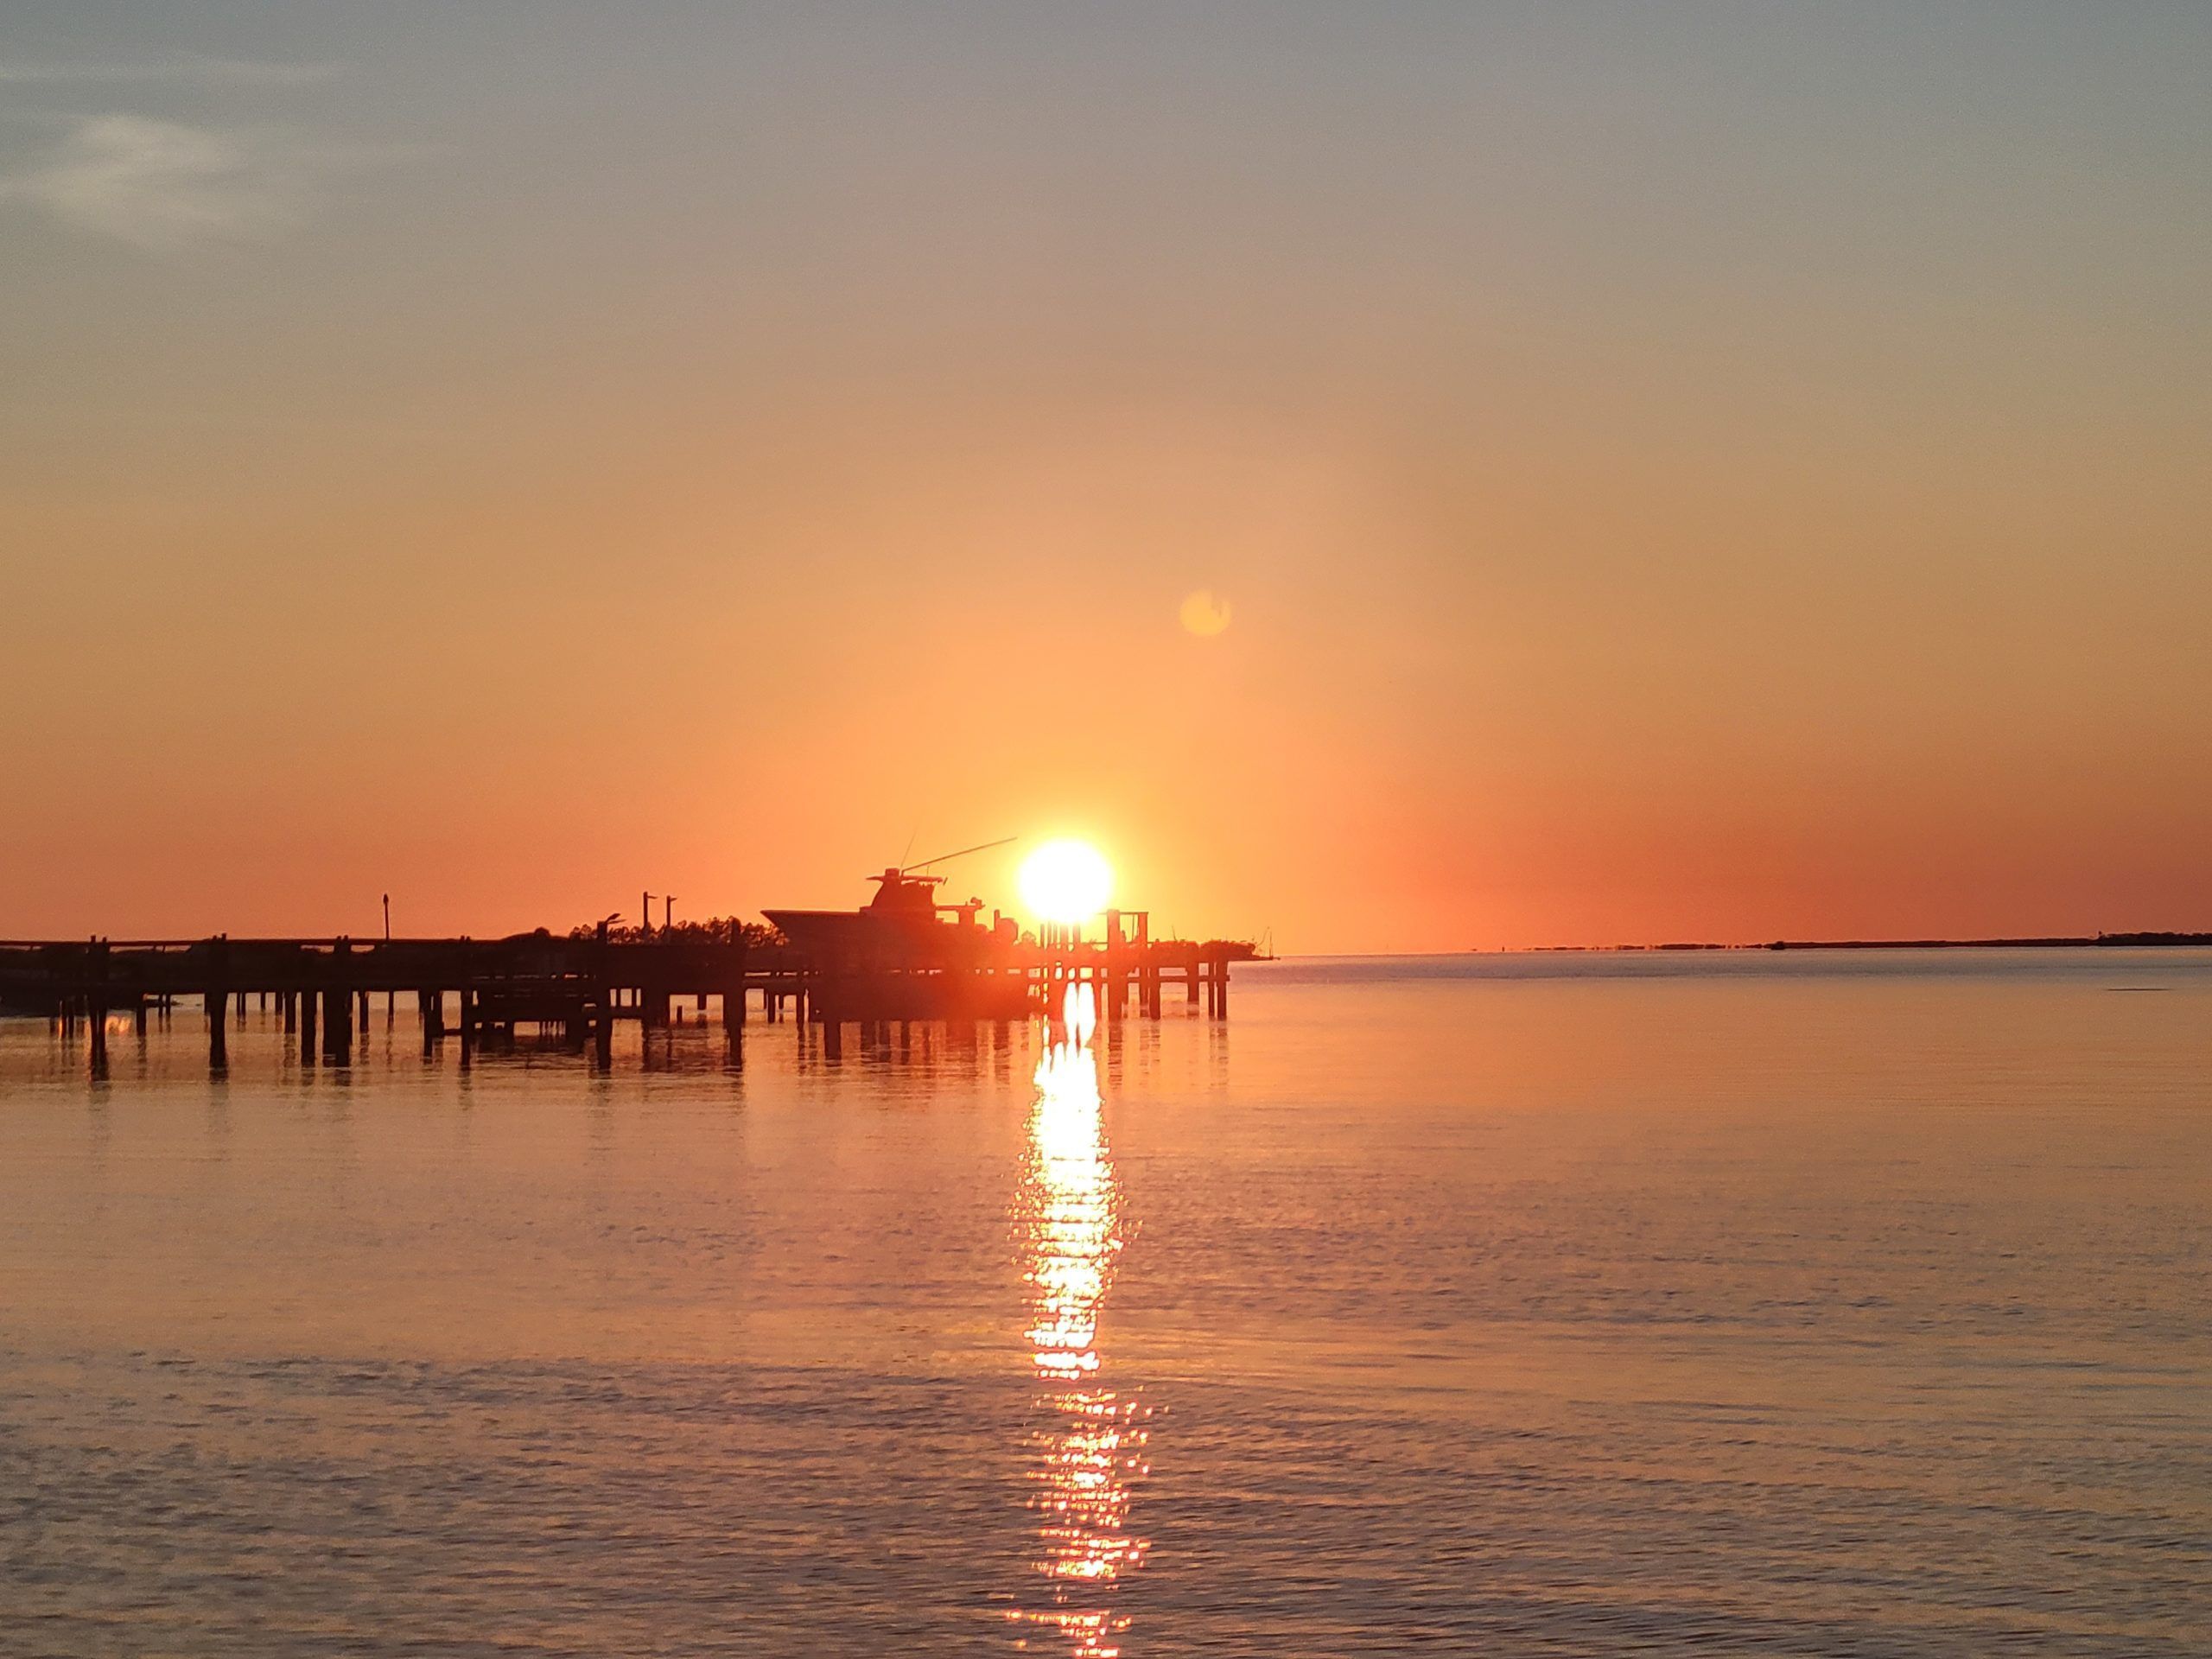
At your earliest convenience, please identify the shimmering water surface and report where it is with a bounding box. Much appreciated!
[3,951,2209,1655]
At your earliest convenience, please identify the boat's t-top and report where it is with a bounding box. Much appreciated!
[866,868,950,915]
[864,836,1015,924]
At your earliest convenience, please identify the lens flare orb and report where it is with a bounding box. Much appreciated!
[1178,589,1231,637]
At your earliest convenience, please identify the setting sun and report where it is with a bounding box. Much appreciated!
[1019,839,1114,925]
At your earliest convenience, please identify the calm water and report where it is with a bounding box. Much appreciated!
[3,951,2209,1655]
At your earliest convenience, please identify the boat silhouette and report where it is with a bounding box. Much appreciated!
[764,839,1017,966]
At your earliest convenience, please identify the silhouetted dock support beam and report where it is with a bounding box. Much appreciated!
[323,938,353,1061]
[205,936,230,1071]
[1195,954,1230,1017]
[86,938,109,1072]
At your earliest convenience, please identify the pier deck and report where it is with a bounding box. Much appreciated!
[1,919,1249,1072]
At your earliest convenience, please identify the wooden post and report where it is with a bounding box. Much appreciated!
[326,938,353,1059]
[205,936,230,1071]
[1139,913,1160,1018]
[1103,909,1125,1023]
[300,978,318,1061]
[86,938,109,1070]
[283,990,296,1033]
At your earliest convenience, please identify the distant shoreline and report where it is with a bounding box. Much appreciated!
[1523,932,2212,954]
[1249,935,2212,960]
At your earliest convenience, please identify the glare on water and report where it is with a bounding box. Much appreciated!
[1014,983,1151,1656]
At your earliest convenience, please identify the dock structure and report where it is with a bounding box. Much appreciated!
[0,927,748,1070]
[785,909,1248,1055]
[2,909,1251,1072]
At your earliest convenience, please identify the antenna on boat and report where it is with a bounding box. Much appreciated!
[901,836,1017,874]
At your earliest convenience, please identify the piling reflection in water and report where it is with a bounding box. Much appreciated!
[1014,983,1150,1656]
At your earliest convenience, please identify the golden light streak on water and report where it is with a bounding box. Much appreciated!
[1013,983,1150,1656]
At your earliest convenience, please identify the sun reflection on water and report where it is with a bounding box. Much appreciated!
[1014,984,1150,1656]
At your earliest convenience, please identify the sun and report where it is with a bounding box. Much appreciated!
[1018,839,1114,925]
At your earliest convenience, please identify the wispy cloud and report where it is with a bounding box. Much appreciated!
[0,54,334,86]
[0,115,307,249]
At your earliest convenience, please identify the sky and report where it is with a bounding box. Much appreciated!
[3,2,2208,951]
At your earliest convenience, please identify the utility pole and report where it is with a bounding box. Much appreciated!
[382,893,391,940]
[643,890,654,941]
[665,895,677,933]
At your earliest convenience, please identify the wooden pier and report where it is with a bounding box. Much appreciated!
[0,911,1251,1072]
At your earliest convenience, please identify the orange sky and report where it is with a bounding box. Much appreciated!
[3,4,2209,950]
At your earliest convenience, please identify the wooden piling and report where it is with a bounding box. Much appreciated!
[324,939,353,1059]
[86,938,110,1069]
[205,937,231,1069]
